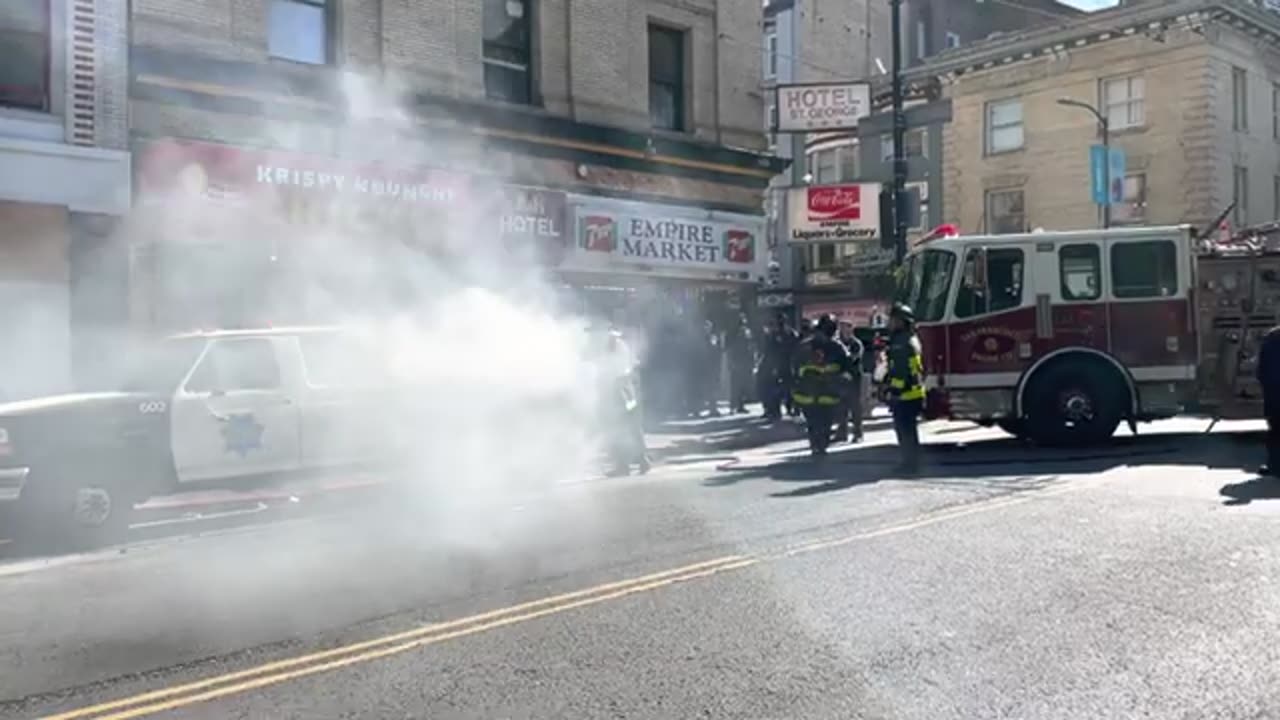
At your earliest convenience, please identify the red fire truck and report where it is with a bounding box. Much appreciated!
[898,223,1280,446]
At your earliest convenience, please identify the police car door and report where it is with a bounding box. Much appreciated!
[170,337,302,483]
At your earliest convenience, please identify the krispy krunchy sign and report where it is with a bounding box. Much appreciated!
[787,183,881,244]
[569,198,766,281]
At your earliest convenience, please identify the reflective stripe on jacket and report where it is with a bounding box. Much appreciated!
[794,362,843,406]
[886,331,925,402]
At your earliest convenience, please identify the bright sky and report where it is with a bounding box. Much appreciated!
[1060,0,1120,9]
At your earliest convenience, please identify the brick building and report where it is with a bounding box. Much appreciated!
[0,0,132,398]
[913,0,1280,235]
[126,0,781,333]
[762,0,1077,327]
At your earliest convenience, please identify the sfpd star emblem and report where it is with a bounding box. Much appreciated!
[221,413,265,457]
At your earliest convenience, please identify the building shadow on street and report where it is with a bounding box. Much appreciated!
[705,427,1271,501]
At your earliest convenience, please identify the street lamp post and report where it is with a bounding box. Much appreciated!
[1056,98,1111,229]
[889,0,908,263]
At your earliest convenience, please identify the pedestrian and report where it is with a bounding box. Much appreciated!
[725,313,755,414]
[760,314,800,420]
[793,315,858,457]
[1256,324,1280,476]
[836,321,865,443]
[594,323,651,477]
[884,303,926,474]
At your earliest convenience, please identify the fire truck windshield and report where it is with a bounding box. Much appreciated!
[897,248,957,323]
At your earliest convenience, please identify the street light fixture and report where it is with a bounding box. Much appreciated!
[1056,97,1111,229]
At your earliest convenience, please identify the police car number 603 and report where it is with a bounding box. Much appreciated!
[138,401,167,414]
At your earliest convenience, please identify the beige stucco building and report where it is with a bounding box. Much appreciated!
[914,0,1280,236]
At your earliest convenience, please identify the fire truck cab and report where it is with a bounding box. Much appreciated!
[899,224,1209,446]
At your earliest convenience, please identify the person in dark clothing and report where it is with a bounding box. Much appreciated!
[793,315,858,457]
[836,322,865,443]
[725,313,755,414]
[1256,325,1280,476]
[884,303,926,474]
[761,315,800,419]
[701,319,723,417]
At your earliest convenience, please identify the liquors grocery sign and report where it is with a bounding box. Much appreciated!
[787,183,881,244]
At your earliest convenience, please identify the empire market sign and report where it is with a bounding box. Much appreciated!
[567,199,766,282]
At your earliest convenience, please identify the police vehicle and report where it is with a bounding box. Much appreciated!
[0,327,395,548]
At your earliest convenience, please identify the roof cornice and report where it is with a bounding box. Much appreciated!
[902,0,1280,82]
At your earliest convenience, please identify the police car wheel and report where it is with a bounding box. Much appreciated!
[18,475,132,551]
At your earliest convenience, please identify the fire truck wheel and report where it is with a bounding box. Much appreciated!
[995,418,1025,439]
[1024,361,1124,447]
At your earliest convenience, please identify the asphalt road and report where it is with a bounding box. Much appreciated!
[2,412,1278,719]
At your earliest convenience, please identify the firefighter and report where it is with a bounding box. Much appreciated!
[885,303,926,474]
[1257,324,1280,476]
[793,315,857,457]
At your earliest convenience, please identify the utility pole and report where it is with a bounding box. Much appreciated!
[889,0,908,264]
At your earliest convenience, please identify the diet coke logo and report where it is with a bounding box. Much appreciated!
[807,185,863,221]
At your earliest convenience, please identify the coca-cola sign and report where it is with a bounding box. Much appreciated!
[807,185,864,221]
[787,182,881,244]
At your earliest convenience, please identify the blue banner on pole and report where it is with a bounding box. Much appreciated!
[1090,145,1108,204]
[1090,145,1126,206]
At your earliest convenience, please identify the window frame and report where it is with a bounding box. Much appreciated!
[0,0,52,111]
[1059,243,1102,302]
[954,246,1025,320]
[648,23,687,132]
[985,98,1024,155]
[945,31,961,49]
[985,188,1026,235]
[1233,65,1248,132]
[1272,83,1279,140]
[1101,75,1145,131]
[1111,173,1147,225]
[764,26,778,79]
[482,0,535,105]
[1109,240,1178,300]
[880,128,927,162]
[185,339,283,394]
[1234,164,1249,226]
[267,0,332,66]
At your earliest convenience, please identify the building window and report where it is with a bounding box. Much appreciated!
[1112,174,1147,225]
[985,188,1025,234]
[1102,75,1144,130]
[483,0,533,104]
[1233,66,1248,132]
[1111,241,1177,299]
[881,129,927,162]
[807,144,858,184]
[916,21,927,60]
[1274,175,1280,219]
[649,25,686,131]
[0,0,48,111]
[766,101,778,151]
[764,25,778,79]
[1059,244,1101,301]
[1234,165,1249,226]
[268,0,329,65]
[945,31,961,49]
[985,99,1024,154]
[1273,84,1278,140]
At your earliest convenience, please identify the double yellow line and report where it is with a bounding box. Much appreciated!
[43,555,757,720]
